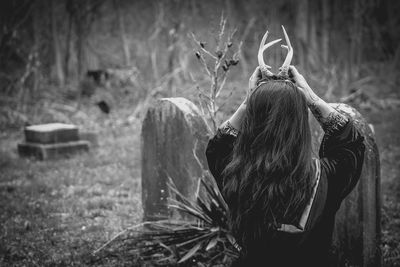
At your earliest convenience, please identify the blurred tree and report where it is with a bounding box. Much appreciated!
[64,0,74,81]
[50,0,65,85]
[295,0,308,69]
[0,0,400,110]
[66,0,104,81]
[113,0,131,67]
[0,0,33,93]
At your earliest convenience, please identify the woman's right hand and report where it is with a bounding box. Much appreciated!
[289,65,319,105]
[289,65,345,129]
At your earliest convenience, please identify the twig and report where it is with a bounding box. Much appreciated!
[192,139,205,171]
[216,71,229,98]
[217,14,226,52]
[93,222,152,255]
[216,87,235,113]
[197,53,212,78]
[191,33,218,60]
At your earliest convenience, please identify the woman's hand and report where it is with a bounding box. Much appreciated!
[289,65,319,105]
[289,65,346,130]
[246,67,262,103]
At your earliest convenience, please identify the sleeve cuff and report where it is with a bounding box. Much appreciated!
[219,121,239,137]
[321,111,349,135]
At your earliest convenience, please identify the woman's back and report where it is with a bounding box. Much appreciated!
[205,66,365,266]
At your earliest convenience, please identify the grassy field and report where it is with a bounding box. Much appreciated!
[0,105,399,266]
[0,119,143,266]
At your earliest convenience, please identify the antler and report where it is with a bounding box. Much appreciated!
[278,26,293,77]
[258,30,281,78]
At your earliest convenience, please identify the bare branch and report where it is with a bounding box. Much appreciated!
[216,71,229,98]
[196,51,212,78]
[217,14,226,52]
[191,17,241,133]
[216,87,235,113]
[191,33,218,60]
[233,41,243,60]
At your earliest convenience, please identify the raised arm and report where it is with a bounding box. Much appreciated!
[289,65,348,133]
[289,65,365,204]
[220,66,263,133]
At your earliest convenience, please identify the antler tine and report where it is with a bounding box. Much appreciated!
[258,30,282,78]
[258,31,269,70]
[279,25,293,77]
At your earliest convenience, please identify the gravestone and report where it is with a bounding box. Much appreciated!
[309,104,381,267]
[141,97,209,220]
[24,123,79,143]
[141,98,381,266]
[18,123,90,160]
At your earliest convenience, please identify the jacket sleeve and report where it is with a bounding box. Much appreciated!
[319,118,366,206]
[205,129,237,190]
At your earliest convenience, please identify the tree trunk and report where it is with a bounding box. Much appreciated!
[307,3,317,70]
[76,26,85,81]
[64,11,73,81]
[32,2,41,102]
[50,0,65,85]
[352,0,363,78]
[295,0,308,68]
[113,0,131,67]
[321,0,330,64]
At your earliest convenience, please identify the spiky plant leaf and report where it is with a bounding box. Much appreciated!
[206,237,219,251]
[178,243,202,263]
[93,174,240,266]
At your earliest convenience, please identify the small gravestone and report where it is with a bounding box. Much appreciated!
[18,123,90,160]
[141,98,209,220]
[24,123,79,143]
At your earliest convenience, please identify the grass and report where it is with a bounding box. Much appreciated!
[0,117,142,266]
[0,102,399,266]
[367,108,400,266]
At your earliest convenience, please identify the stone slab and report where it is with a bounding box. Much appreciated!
[24,123,79,144]
[18,140,90,160]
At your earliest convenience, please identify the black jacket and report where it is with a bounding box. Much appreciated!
[205,119,365,267]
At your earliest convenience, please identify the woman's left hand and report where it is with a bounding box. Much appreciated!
[246,66,262,103]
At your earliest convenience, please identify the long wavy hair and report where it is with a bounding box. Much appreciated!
[222,79,314,249]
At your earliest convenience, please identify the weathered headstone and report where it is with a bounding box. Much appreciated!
[141,98,381,266]
[309,104,381,267]
[18,123,90,160]
[141,97,209,220]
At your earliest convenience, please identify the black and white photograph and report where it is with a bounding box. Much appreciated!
[0,0,399,266]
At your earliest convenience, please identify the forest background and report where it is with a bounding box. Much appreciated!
[0,0,399,266]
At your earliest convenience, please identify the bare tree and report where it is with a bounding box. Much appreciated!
[113,0,131,66]
[50,0,65,85]
[192,15,242,133]
[66,0,104,81]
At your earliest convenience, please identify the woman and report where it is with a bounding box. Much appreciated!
[205,65,365,267]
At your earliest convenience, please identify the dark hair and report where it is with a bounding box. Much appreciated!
[222,79,313,248]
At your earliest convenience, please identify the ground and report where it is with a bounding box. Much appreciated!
[0,121,142,266]
[0,105,399,266]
